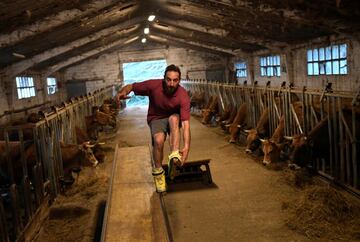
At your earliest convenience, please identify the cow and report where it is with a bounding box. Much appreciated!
[99,103,118,118]
[84,109,116,137]
[190,91,205,110]
[0,112,46,141]
[93,109,117,128]
[285,116,329,168]
[0,141,35,184]
[217,104,232,124]
[228,103,247,143]
[83,115,99,140]
[261,116,285,166]
[103,98,121,111]
[201,96,219,124]
[75,126,106,163]
[27,112,45,123]
[0,140,98,185]
[221,106,237,130]
[245,107,270,153]
[60,142,98,179]
[287,108,360,169]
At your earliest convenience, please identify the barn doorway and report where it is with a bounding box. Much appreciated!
[122,59,167,107]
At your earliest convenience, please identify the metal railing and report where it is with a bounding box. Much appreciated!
[0,86,114,242]
[183,79,359,194]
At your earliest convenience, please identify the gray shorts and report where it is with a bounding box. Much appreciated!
[149,118,171,137]
[149,117,181,145]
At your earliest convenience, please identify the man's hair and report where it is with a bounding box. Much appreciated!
[164,64,181,78]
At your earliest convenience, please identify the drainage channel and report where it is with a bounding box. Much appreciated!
[159,193,174,242]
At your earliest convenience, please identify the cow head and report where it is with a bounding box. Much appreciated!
[201,109,212,124]
[245,129,261,153]
[261,139,284,166]
[100,104,112,114]
[95,111,116,128]
[285,134,311,167]
[85,116,99,140]
[27,112,45,123]
[79,142,98,167]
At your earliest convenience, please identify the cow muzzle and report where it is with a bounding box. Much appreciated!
[245,148,252,154]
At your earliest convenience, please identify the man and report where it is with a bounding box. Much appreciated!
[117,64,191,192]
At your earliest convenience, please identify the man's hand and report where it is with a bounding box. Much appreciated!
[180,147,189,165]
[116,84,133,103]
[116,91,131,102]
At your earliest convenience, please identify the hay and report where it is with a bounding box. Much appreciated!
[280,167,314,188]
[283,186,360,240]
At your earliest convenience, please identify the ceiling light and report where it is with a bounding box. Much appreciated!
[141,37,147,43]
[148,15,156,21]
[144,27,150,34]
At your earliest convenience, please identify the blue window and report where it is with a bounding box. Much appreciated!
[47,77,58,95]
[260,55,281,77]
[16,76,36,99]
[307,43,347,75]
[235,61,247,78]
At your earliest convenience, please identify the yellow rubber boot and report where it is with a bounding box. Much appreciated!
[168,150,182,180]
[152,167,167,193]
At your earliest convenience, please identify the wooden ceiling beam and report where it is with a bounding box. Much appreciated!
[44,35,139,76]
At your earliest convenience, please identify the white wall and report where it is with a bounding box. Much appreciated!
[63,46,229,86]
[231,36,360,92]
[0,71,66,122]
[292,38,360,92]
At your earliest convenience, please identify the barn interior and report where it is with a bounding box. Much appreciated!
[1,0,360,241]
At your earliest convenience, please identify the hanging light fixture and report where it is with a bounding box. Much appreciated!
[144,27,150,34]
[148,14,156,22]
[141,37,147,43]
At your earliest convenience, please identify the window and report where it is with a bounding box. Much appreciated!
[235,61,247,78]
[307,43,347,75]
[260,55,281,77]
[47,77,58,95]
[16,76,35,99]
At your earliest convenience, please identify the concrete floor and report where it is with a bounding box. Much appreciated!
[116,106,308,242]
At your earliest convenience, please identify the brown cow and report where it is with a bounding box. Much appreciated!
[221,106,237,130]
[0,141,35,183]
[217,104,232,124]
[261,116,285,165]
[286,116,329,168]
[85,116,99,140]
[103,98,120,111]
[75,126,106,163]
[0,140,98,185]
[190,91,205,109]
[60,142,98,178]
[27,112,45,123]
[245,107,270,153]
[100,103,117,118]
[94,110,117,128]
[287,110,359,169]
[229,103,247,143]
[201,96,219,124]
[0,112,46,141]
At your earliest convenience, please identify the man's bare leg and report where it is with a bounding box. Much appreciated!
[153,132,166,168]
[168,114,180,152]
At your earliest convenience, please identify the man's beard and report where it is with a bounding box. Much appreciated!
[163,81,178,95]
